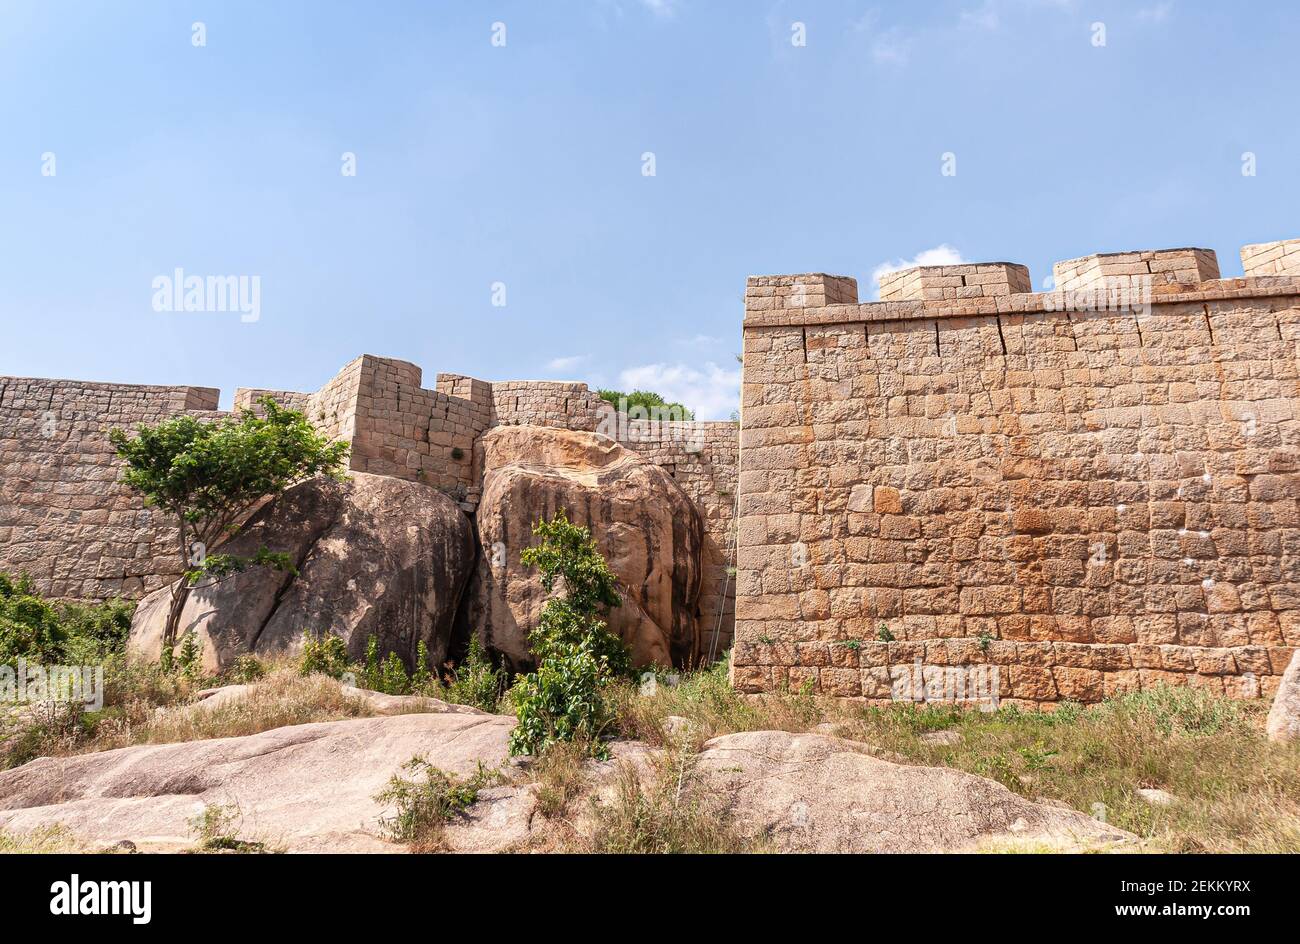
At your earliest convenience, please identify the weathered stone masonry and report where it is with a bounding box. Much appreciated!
[0,356,739,652]
[8,236,1298,692]
[731,239,1300,705]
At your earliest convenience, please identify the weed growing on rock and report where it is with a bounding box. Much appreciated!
[375,757,500,851]
[187,802,274,853]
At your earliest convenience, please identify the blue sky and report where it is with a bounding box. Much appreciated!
[2,0,1296,419]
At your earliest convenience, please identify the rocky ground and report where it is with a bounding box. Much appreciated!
[0,679,1135,854]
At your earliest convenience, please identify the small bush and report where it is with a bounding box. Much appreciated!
[510,643,617,758]
[440,635,505,711]
[375,757,500,851]
[298,632,351,680]
[588,751,757,854]
[360,636,415,695]
[187,803,272,853]
[225,654,267,685]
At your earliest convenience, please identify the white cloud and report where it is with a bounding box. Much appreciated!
[870,244,965,298]
[640,0,679,17]
[1136,1,1174,23]
[678,333,723,347]
[617,361,740,421]
[853,11,911,66]
[960,1,1000,30]
[546,354,588,372]
[871,29,911,66]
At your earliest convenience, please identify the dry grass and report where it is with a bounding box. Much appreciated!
[130,670,373,747]
[2,666,377,766]
[0,825,96,854]
[607,663,1300,854]
[581,746,762,854]
[826,688,1300,854]
[533,741,593,819]
[608,661,840,752]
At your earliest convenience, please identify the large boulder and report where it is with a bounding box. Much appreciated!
[1266,650,1300,744]
[470,426,704,671]
[0,713,515,852]
[128,472,475,671]
[693,731,1136,853]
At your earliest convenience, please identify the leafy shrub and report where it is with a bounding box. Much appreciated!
[0,572,136,665]
[225,654,267,684]
[510,644,616,757]
[375,757,499,850]
[440,635,505,711]
[361,636,413,695]
[298,632,352,680]
[508,511,631,757]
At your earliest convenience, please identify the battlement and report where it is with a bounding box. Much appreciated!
[1052,248,1220,292]
[878,263,1031,302]
[745,238,1300,330]
[745,274,860,312]
[1241,238,1300,277]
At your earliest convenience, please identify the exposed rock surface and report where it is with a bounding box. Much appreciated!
[128,472,475,672]
[692,731,1136,853]
[0,720,1143,854]
[1266,649,1300,744]
[470,425,705,670]
[0,713,515,852]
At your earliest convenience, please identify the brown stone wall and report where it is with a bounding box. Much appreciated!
[486,379,606,430]
[0,377,221,599]
[734,253,1300,705]
[0,358,740,651]
[346,356,486,496]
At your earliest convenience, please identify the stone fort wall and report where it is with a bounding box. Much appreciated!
[0,356,740,654]
[0,377,220,599]
[732,237,1300,705]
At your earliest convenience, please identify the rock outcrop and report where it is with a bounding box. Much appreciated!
[692,731,1135,853]
[1266,650,1300,744]
[0,719,1141,854]
[128,472,475,671]
[470,426,704,670]
[0,713,515,852]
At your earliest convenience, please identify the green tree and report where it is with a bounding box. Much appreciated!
[596,389,694,422]
[109,398,348,655]
[509,510,631,757]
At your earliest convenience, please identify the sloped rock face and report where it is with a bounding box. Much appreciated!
[128,472,475,671]
[693,731,1136,853]
[470,426,704,671]
[1266,650,1300,744]
[0,713,515,852]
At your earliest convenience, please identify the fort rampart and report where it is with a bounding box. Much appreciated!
[732,238,1300,705]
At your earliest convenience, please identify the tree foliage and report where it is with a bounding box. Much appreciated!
[596,389,694,421]
[0,572,134,665]
[109,397,348,651]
